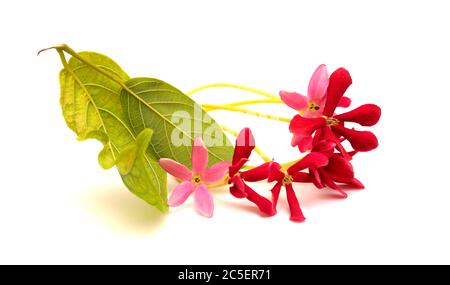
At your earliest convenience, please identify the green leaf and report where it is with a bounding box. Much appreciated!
[59,51,168,212]
[120,77,233,168]
[117,129,167,210]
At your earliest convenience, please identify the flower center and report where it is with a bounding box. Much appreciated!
[307,101,321,112]
[282,174,293,185]
[192,175,202,185]
[325,117,340,126]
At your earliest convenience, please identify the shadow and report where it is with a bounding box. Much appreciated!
[216,198,273,218]
[79,185,167,235]
[297,184,348,208]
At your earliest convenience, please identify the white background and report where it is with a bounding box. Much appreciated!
[1,0,449,265]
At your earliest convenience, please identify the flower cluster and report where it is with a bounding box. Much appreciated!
[159,65,381,222]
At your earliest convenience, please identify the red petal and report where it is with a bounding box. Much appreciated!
[323,68,352,117]
[318,169,348,198]
[229,176,247,198]
[245,184,276,216]
[229,158,248,177]
[289,115,326,137]
[310,168,324,188]
[271,182,283,209]
[240,162,270,182]
[312,140,336,153]
[324,154,354,183]
[338,96,351,108]
[285,184,305,222]
[267,161,284,182]
[347,178,365,189]
[334,104,381,126]
[232,128,255,164]
[291,172,312,183]
[287,152,329,174]
[332,125,378,152]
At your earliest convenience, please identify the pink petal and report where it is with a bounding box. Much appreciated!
[159,158,192,181]
[232,128,255,164]
[192,137,208,175]
[279,91,308,111]
[202,161,231,183]
[308,64,329,101]
[168,181,195,207]
[194,184,214,218]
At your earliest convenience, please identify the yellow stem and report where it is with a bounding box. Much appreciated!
[207,99,283,109]
[202,104,291,123]
[220,125,271,162]
[186,83,279,100]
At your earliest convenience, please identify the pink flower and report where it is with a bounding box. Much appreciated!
[159,137,231,218]
[280,64,351,152]
[280,64,330,119]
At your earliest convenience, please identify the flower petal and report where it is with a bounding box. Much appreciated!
[202,161,231,183]
[332,125,378,152]
[308,64,329,101]
[287,152,329,174]
[310,168,323,188]
[318,169,348,198]
[337,96,351,108]
[289,115,326,137]
[159,158,192,180]
[240,162,270,182]
[334,104,381,126]
[244,184,276,216]
[291,172,312,183]
[192,137,208,175]
[312,140,336,153]
[271,181,283,209]
[168,181,195,207]
[229,158,248,177]
[324,154,354,183]
[194,184,214,218]
[297,136,313,152]
[286,183,305,222]
[279,91,308,111]
[347,178,365,189]
[267,161,284,183]
[229,176,247,198]
[322,68,352,117]
[232,128,255,164]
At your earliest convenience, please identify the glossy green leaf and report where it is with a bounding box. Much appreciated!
[59,52,167,211]
[120,77,233,168]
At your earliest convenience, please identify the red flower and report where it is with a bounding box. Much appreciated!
[228,128,275,216]
[267,152,329,222]
[295,140,365,197]
[289,68,381,155]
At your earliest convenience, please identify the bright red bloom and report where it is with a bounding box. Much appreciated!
[296,140,365,197]
[289,68,381,154]
[228,128,275,216]
[267,152,329,222]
